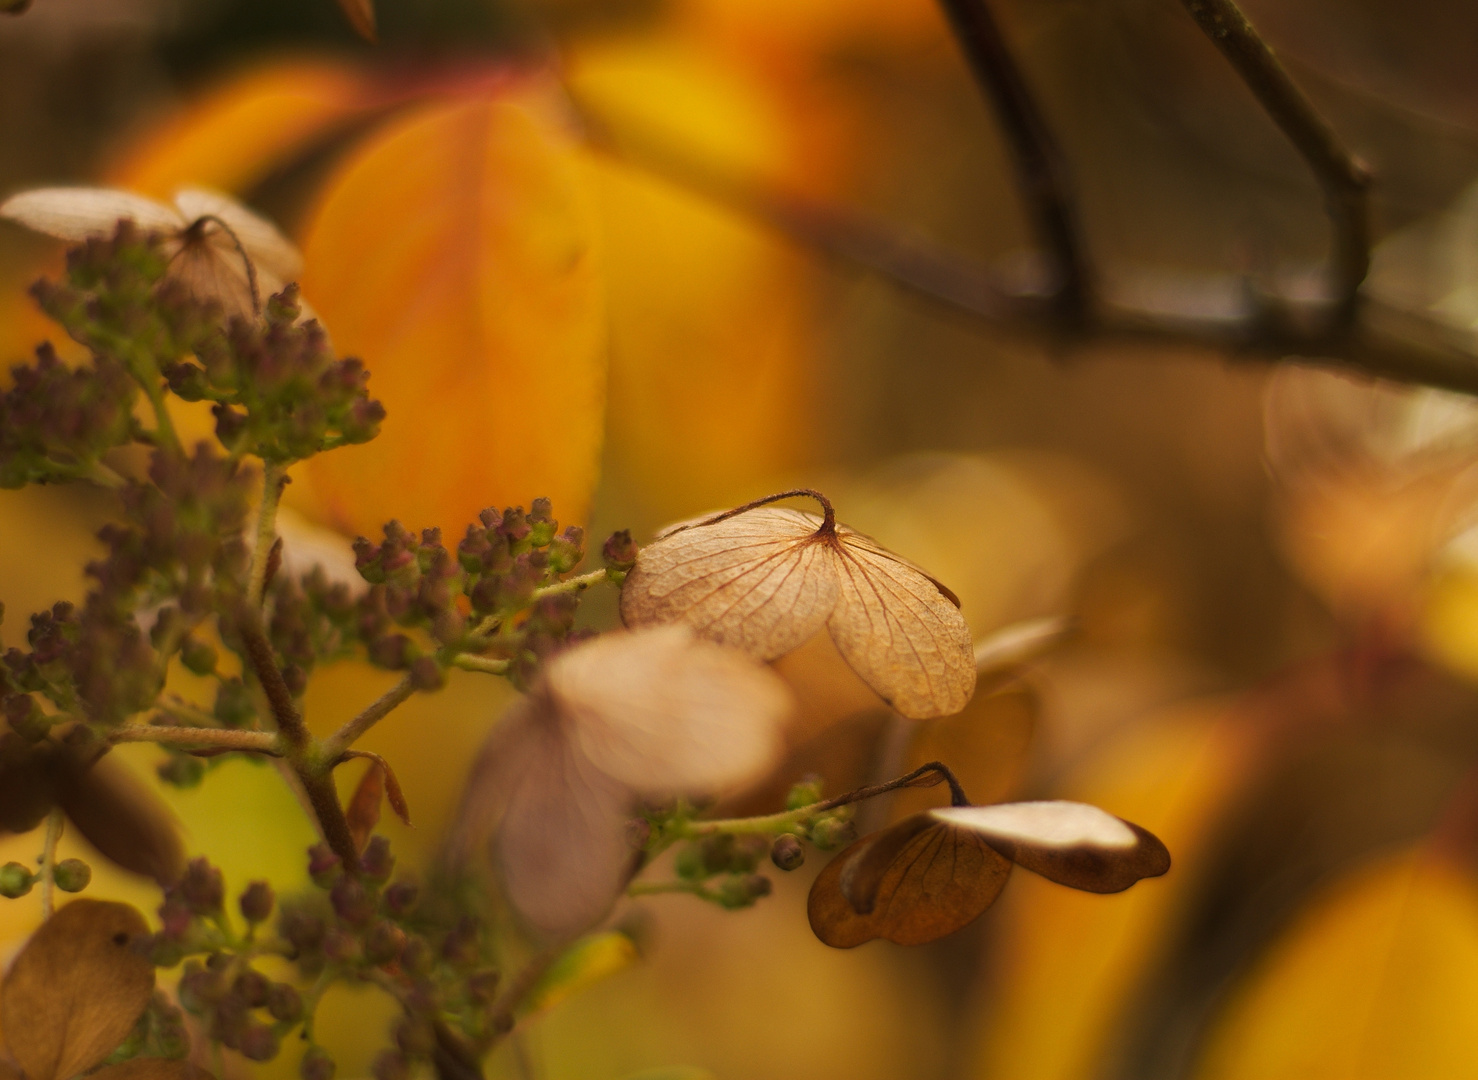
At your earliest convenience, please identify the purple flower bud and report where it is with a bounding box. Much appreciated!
[178,857,224,913]
[307,843,341,887]
[371,1050,410,1080]
[395,1018,437,1057]
[602,530,638,571]
[300,1046,336,1080]
[363,920,406,966]
[330,876,374,927]
[239,1024,280,1062]
[267,982,303,1022]
[770,835,805,871]
[239,880,275,923]
[233,969,270,1007]
[361,835,395,882]
[408,656,443,692]
[382,880,419,917]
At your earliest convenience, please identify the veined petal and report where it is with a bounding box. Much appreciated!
[621,507,839,660]
[174,187,303,281]
[826,531,976,719]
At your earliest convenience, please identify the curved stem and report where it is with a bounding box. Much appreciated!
[668,489,837,538]
[320,673,416,761]
[247,463,286,608]
[451,655,510,677]
[530,568,609,600]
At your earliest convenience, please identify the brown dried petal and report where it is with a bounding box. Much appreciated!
[620,508,837,662]
[932,801,1171,893]
[1,900,155,1080]
[826,530,975,719]
[56,752,185,887]
[807,815,1011,948]
[548,625,790,795]
[89,1060,214,1080]
[346,758,385,853]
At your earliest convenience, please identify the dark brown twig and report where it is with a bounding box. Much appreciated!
[933,0,1090,324]
[1179,0,1371,326]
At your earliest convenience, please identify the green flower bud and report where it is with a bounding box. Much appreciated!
[53,858,91,892]
[0,861,33,898]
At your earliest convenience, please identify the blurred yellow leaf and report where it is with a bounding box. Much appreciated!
[969,704,1260,1080]
[524,930,639,1016]
[296,93,606,536]
[1195,850,1478,1080]
[108,59,370,199]
[567,38,823,521]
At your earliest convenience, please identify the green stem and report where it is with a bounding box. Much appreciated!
[247,463,286,607]
[451,655,510,676]
[109,725,281,753]
[529,568,609,600]
[39,807,64,919]
[319,674,417,761]
[627,880,709,898]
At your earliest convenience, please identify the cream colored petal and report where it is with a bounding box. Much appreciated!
[620,507,839,660]
[973,614,1072,693]
[550,624,790,795]
[168,242,258,318]
[824,533,975,719]
[932,801,1171,893]
[0,187,182,241]
[173,187,303,280]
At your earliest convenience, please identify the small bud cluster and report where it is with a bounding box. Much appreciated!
[0,342,136,488]
[164,286,383,463]
[347,498,595,688]
[0,855,90,897]
[104,990,191,1065]
[674,834,774,911]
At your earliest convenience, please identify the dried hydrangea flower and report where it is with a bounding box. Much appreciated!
[808,800,1170,948]
[619,491,976,719]
[0,899,209,1080]
[0,186,301,318]
[454,625,792,937]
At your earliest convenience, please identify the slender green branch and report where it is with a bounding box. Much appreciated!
[530,568,609,600]
[451,655,510,677]
[109,725,281,753]
[247,463,286,608]
[39,807,64,919]
[627,880,709,898]
[319,673,416,761]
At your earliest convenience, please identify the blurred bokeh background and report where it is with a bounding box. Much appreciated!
[8,0,1478,1077]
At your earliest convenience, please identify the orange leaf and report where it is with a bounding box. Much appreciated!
[296,93,606,537]
[108,60,371,201]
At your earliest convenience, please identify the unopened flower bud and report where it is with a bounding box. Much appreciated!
[0,862,32,898]
[307,843,341,886]
[785,775,824,810]
[716,873,772,910]
[408,655,443,691]
[770,834,805,871]
[395,1018,437,1057]
[157,754,205,788]
[467,969,500,1005]
[362,835,395,882]
[601,530,638,571]
[239,880,275,924]
[52,858,91,893]
[239,1024,280,1062]
[280,910,326,955]
[233,969,270,1007]
[441,917,480,968]
[382,880,419,917]
[300,1046,336,1080]
[322,928,361,963]
[364,920,406,966]
[808,816,856,851]
[267,982,303,1023]
[330,876,374,926]
[178,857,223,912]
[179,637,218,676]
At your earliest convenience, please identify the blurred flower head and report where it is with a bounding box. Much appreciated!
[453,624,793,937]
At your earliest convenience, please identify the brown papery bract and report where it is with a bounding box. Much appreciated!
[808,802,1170,948]
[620,501,976,719]
[452,625,793,937]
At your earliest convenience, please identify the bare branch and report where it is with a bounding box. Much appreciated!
[1179,0,1371,325]
[111,725,281,753]
[933,0,1089,323]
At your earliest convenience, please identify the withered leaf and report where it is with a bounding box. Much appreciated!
[0,186,300,317]
[1,900,155,1080]
[932,801,1170,893]
[89,1060,214,1080]
[453,626,792,937]
[621,505,975,719]
[808,801,1171,948]
[807,814,1011,948]
[56,751,185,887]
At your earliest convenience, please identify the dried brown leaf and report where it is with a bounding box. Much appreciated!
[56,752,185,886]
[622,503,975,719]
[1,900,155,1080]
[932,802,1171,893]
[807,814,1011,948]
[89,1059,214,1080]
[342,750,413,837]
[335,0,377,41]
[548,624,791,794]
[0,1056,21,1080]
